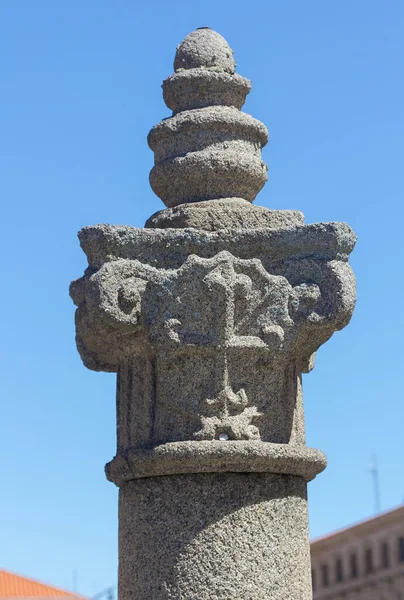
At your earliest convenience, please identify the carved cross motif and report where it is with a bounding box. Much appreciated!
[192,257,265,439]
[153,252,292,440]
[142,251,297,441]
[162,251,292,349]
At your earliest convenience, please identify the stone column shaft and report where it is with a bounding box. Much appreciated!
[119,474,311,599]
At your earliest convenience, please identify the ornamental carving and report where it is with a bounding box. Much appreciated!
[71,250,355,444]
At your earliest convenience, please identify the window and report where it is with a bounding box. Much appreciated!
[350,553,358,578]
[398,537,404,563]
[335,557,344,582]
[311,569,316,592]
[321,564,329,588]
[365,547,374,574]
[381,542,390,568]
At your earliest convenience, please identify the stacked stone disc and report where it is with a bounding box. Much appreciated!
[148,28,269,213]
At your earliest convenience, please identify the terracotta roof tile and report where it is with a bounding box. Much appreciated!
[0,570,86,599]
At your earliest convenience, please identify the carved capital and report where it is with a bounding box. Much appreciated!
[71,235,355,455]
[71,250,355,368]
[70,222,355,483]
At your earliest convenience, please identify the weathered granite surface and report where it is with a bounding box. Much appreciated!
[71,26,356,600]
[149,29,268,208]
[148,105,268,207]
[106,441,327,484]
[73,221,355,270]
[174,28,236,74]
[145,198,304,231]
[166,29,250,113]
[119,473,311,600]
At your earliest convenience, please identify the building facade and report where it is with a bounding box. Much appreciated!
[311,506,404,599]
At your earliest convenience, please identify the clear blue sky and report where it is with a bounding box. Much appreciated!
[1,0,403,596]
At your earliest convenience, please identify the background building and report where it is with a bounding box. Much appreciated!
[311,505,404,599]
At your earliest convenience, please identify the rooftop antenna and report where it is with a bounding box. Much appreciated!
[370,453,381,514]
[91,585,116,600]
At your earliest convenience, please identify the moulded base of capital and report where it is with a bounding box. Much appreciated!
[105,440,327,486]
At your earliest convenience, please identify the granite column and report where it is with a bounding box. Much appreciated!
[71,28,356,599]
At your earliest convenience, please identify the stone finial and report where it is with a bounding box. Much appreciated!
[174,28,236,73]
[148,28,269,208]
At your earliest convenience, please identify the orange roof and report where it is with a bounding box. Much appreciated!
[0,570,86,599]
